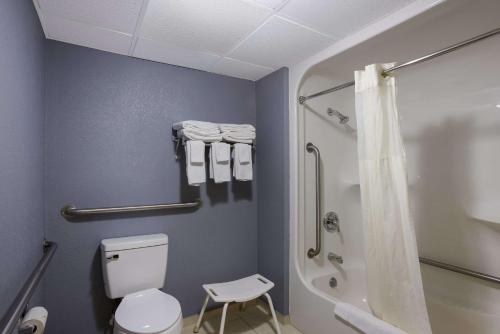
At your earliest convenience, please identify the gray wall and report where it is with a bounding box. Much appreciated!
[43,42,258,334]
[256,68,289,314]
[0,0,46,317]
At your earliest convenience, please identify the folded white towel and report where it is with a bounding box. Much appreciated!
[173,120,219,131]
[178,127,221,136]
[180,129,222,142]
[219,123,255,132]
[237,144,251,163]
[222,132,255,144]
[233,144,253,181]
[189,139,205,164]
[334,303,407,334]
[214,142,230,163]
[185,141,206,186]
[209,143,231,183]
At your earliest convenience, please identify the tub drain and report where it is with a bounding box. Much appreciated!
[329,276,337,288]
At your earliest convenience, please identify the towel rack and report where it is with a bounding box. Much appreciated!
[61,200,201,219]
[172,131,255,160]
[0,241,57,334]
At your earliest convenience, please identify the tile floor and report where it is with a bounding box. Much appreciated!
[181,300,302,334]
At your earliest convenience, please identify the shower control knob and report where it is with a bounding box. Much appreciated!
[323,211,339,232]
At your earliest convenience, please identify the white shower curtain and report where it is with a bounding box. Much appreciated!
[354,64,432,334]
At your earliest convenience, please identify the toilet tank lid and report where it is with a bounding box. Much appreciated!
[101,234,168,252]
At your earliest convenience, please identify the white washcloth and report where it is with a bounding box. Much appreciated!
[189,140,205,164]
[222,132,255,144]
[334,303,407,334]
[237,144,251,163]
[209,143,231,183]
[214,142,230,163]
[173,120,219,131]
[185,141,206,186]
[233,144,253,181]
[180,129,222,142]
[219,123,255,132]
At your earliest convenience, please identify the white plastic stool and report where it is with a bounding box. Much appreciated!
[193,274,281,334]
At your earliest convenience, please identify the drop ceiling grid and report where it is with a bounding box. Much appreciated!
[33,0,419,81]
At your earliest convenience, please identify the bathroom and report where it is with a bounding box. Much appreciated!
[1,0,499,334]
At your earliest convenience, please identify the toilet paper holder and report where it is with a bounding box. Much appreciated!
[18,324,35,334]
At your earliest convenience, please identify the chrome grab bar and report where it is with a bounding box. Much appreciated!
[0,241,57,334]
[306,143,321,258]
[419,257,500,285]
[61,200,201,219]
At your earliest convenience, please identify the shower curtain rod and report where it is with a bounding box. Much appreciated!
[298,26,500,104]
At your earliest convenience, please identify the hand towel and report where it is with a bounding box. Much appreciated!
[209,143,231,183]
[233,144,253,181]
[185,140,206,186]
[334,303,407,334]
[179,129,222,142]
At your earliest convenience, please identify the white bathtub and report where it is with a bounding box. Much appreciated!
[309,265,500,334]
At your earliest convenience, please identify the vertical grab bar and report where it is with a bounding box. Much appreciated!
[306,143,321,258]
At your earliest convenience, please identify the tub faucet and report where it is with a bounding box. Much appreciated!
[328,252,343,264]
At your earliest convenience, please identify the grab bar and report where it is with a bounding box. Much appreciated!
[306,142,322,258]
[0,241,57,334]
[419,257,500,285]
[61,200,201,219]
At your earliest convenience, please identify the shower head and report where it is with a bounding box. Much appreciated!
[327,108,349,124]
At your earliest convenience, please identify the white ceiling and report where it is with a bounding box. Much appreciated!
[33,0,416,81]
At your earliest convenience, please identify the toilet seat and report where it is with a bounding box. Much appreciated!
[115,288,182,334]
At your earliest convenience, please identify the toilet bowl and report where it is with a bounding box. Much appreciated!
[114,289,182,334]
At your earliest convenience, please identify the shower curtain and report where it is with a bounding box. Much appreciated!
[354,64,432,334]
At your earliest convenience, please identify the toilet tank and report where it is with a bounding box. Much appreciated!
[101,234,168,299]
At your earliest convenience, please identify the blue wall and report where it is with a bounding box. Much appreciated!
[43,42,258,333]
[256,68,289,314]
[0,0,46,317]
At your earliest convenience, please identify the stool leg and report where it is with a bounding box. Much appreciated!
[219,303,229,334]
[264,293,281,334]
[193,294,210,333]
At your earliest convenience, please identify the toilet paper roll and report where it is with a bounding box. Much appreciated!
[20,306,48,334]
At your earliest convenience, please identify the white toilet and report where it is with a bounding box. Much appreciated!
[101,234,183,334]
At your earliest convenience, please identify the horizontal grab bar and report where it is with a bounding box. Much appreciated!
[61,200,201,219]
[419,257,500,285]
[0,241,57,334]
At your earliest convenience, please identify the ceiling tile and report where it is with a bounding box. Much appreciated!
[44,16,133,55]
[229,16,331,68]
[211,57,274,81]
[139,0,272,54]
[37,0,144,34]
[245,0,289,10]
[279,0,415,38]
[133,38,221,71]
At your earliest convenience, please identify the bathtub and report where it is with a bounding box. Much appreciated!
[309,265,500,334]
[289,1,500,333]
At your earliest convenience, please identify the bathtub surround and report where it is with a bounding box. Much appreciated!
[43,42,258,334]
[255,68,290,314]
[0,0,46,317]
[355,63,431,333]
